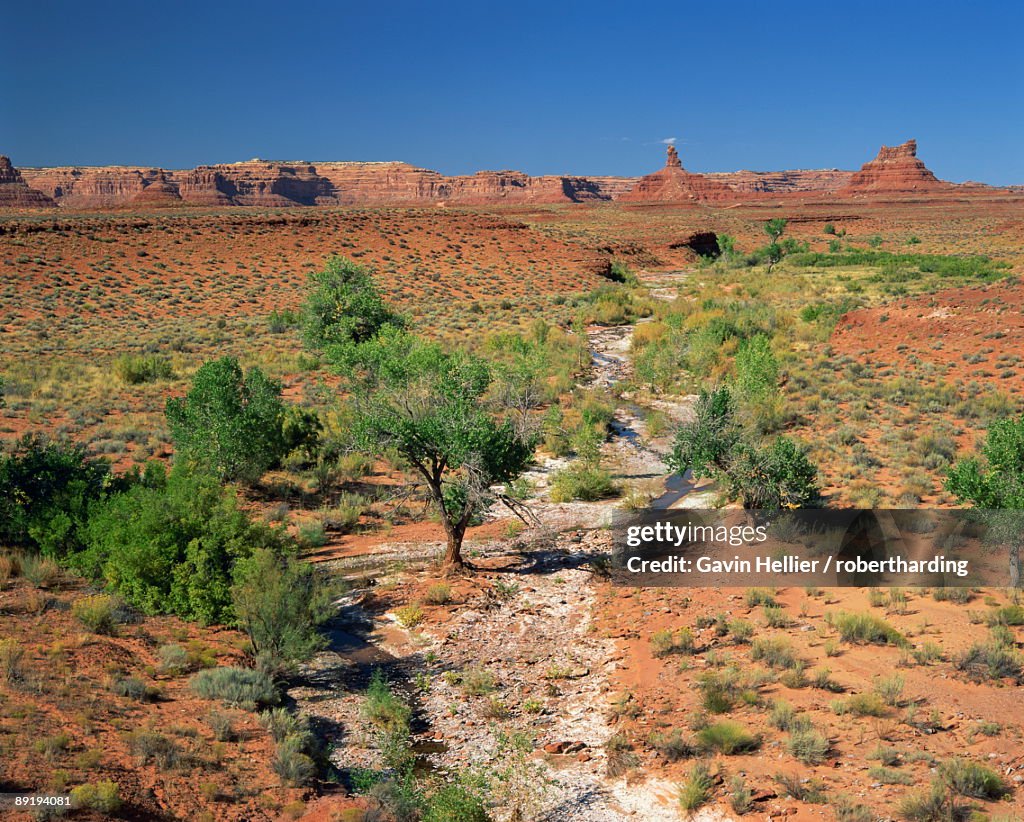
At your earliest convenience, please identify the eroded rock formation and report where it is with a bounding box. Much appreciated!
[618,145,736,202]
[840,139,949,194]
[0,156,55,208]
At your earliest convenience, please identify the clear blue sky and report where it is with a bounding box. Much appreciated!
[4,0,1022,183]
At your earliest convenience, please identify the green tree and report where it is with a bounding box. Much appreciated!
[301,256,404,357]
[0,434,114,556]
[165,357,286,483]
[77,467,288,623]
[666,387,740,480]
[231,547,333,674]
[764,219,787,244]
[947,415,1024,508]
[348,329,535,569]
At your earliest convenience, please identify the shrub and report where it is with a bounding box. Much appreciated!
[72,594,120,635]
[80,469,290,624]
[953,642,1021,682]
[395,603,425,628]
[422,782,490,822]
[729,618,754,642]
[111,675,160,702]
[774,773,826,803]
[898,783,963,822]
[874,673,905,706]
[190,666,279,709]
[650,627,695,657]
[0,638,25,682]
[831,611,906,645]
[648,728,691,761]
[985,604,1024,626]
[425,583,452,605]
[206,710,236,742]
[762,605,792,627]
[114,354,174,384]
[729,775,753,815]
[157,643,190,675]
[769,700,811,733]
[272,736,317,787]
[786,726,829,764]
[869,766,914,785]
[19,553,61,588]
[165,357,287,483]
[70,781,121,813]
[548,462,617,502]
[460,665,497,696]
[231,547,332,674]
[938,757,1009,799]
[751,637,800,670]
[696,721,759,754]
[127,731,181,770]
[362,670,412,733]
[833,797,874,822]
[745,587,776,607]
[844,693,889,717]
[678,761,714,811]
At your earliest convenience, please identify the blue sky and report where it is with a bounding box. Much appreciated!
[3,0,1022,183]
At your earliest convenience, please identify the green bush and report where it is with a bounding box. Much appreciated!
[362,670,412,734]
[78,468,289,623]
[786,726,829,764]
[548,462,617,502]
[954,642,1022,682]
[751,637,800,670]
[114,354,173,384]
[127,730,181,770]
[272,735,317,787]
[650,627,695,658]
[422,783,490,822]
[70,780,121,812]
[166,357,287,483]
[72,594,121,635]
[190,666,279,709]
[231,547,332,674]
[831,611,906,646]
[678,761,714,811]
[696,721,759,754]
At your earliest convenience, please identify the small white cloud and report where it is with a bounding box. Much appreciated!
[660,137,678,146]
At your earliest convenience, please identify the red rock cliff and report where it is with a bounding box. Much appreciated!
[0,156,56,208]
[840,139,949,194]
[619,145,736,202]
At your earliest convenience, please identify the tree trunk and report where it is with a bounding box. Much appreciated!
[442,528,466,571]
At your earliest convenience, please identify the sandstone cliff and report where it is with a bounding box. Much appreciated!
[839,139,949,194]
[618,145,736,202]
[0,156,55,208]
[705,168,853,193]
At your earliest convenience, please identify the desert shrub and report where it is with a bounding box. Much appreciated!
[114,353,173,384]
[696,721,759,754]
[786,725,829,764]
[548,462,616,502]
[678,761,714,811]
[985,604,1024,626]
[20,553,61,587]
[874,673,905,706]
[79,468,289,623]
[897,783,966,822]
[206,710,236,742]
[165,357,287,483]
[953,642,1022,682]
[157,643,190,675]
[774,773,826,803]
[697,668,759,713]
[127,731,181,770]
[869,766,914,785]
[395,602,425,628]
[650,627,695,657]
[735,333,778,400]
[459,665,497,696]
[362,670,412,733]
[0,434,113,556]
[762,604,792,627]
[843,692,889,717]
[751,637,800,670]
[769,700,811,733]
[70,781,121,813]
[938,757,1009,799]
[260,707,310,743]
[831,611,906,645]
[745,587,776,607]
[424,583,452,605]
[110,675,160,702]
[729,775,753,814]
[231,547,332,673]
[190,666,278,709]
[729,618,754,642]
[272,735,317,787]
[648,728,691,762]
[422,782,490,822]
[0,639,25,682]
[72,593,120,635]
[833,797,875,822]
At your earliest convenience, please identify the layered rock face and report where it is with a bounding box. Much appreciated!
[20,166,163,208]
[706,168,853,193]
[840,139,949,194]
[0,156,55,207]
[131,171,182,206]
[618,145,736,202]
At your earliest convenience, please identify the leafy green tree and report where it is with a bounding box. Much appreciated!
[764,219,787,244]
[231,547,333,674]
[77,467,288,623]
[166,357,286,483]
[947,415,1024,508]
[348,329,535,569]
[667,387,740,480]
[0,434,114,556]
[301,256,404,357]
[947,415,1024,586]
